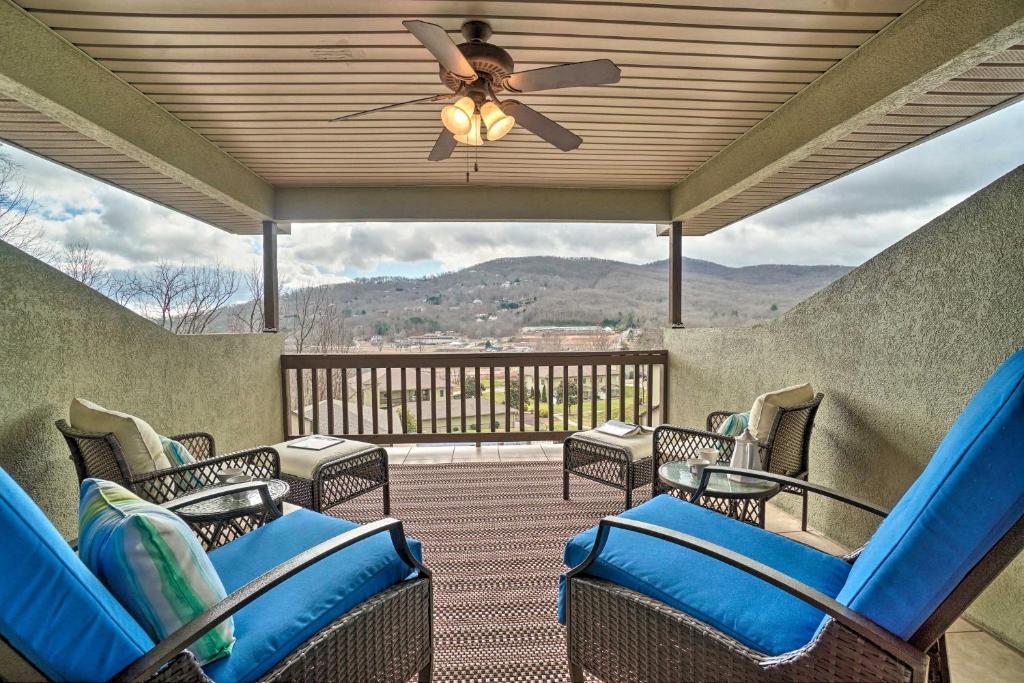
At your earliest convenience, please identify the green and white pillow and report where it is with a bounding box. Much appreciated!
[78,478,234,665]
[159,435,197,468]
[716,411,750,455]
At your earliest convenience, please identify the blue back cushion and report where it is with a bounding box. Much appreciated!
[204,509,423,683]
[837,349,1024,638]
[0,468,154,682]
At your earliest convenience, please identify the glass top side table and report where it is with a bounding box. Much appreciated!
[658,461,779,528]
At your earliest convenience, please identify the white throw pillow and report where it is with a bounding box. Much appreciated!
[748,384,814,442]
[70,398,171,474]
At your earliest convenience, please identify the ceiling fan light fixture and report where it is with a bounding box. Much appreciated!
[454,113,484,146]
[441,96,475,135]
[480,101,515,141]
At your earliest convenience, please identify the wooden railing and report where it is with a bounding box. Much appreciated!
[281,350,669,444]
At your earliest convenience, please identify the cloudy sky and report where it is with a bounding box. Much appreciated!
[3,99,1022,289]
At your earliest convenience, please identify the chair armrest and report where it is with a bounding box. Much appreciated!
[129,448,281,504]
[168,432,216,460]
[111,517,430,682]
[652,425,736,477]
[694,466,890,518]
[706,410,737,432]
[566,516,926,671]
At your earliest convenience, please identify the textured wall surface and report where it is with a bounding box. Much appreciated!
[665,165,1024,648]
[0,241,284,537]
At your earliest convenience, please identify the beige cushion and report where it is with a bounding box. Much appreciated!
[748,384,815,442]
[273,439,377,480]
[571,430,653,462]
[70,398,170,474]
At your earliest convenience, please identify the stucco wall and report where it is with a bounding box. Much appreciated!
[0,240,284,538]
[665,164,1024,648]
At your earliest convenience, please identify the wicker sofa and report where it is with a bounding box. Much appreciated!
[561,350,1024,682]
[0,471,433,683]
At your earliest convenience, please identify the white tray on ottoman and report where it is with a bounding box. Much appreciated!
[272,437,390,514]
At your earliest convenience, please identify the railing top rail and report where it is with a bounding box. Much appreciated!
[281,349,668,369]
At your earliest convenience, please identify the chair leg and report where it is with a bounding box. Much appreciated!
[418,658,433,682]
[383,482,391,515]
[563,467,570,501]
[801,489,809,531]
[569,662,585,683]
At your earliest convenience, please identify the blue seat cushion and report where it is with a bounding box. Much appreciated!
[0,468,154,682]
[204,509,423,683]
[559,494,851,656]
[837,348,1024,639]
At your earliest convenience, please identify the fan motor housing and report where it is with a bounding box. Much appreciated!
[440,41,515,92]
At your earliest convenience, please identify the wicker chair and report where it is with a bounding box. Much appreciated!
[562,350,1024,683]
[0,472,434,683]
[55,419,281,505]
[653,393,823,529]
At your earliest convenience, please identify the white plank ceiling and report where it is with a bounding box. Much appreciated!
[1,1,1021,234]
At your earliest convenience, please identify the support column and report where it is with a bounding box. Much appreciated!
[668,220,684,328]
[262,220,279,332]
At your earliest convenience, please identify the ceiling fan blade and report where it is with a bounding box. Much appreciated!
[330,94,449,122]
[502,101,582,151]
[428,129,457,161]
[502,59,620,93]
[403,20,477,83]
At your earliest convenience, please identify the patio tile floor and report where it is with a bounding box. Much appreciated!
[383,440,1024,680]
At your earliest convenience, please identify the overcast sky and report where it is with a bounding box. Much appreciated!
[3,100,1022,289]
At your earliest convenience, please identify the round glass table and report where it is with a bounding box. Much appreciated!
[172,479,290,549]
[658,461,779,527]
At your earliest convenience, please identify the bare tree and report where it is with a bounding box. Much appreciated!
[229,262,265,333]
[0,153,47,258]
[286,285,330,352]
[315,302,349,352]
[130,261,238,334]
[58,242,109,290]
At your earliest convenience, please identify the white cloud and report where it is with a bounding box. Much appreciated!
[3,98,1022,282]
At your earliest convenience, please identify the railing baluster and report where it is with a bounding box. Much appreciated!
[296,368,306,436]
[311,369,320,434]
[562,365,569,431]
[577,365,584,429]
[370,368,379,435]
[445,367,452,434]
[504,366,511,432]
[415,368,422,434]
[606,364,613,422]
[489,366,496,434]
[459,367,467,433]
[632,363,640,425]
[518,365,525,431]
[430,368,437,434]
[400,368,408,435]
[355,367,364,435]
[326,368,335,435]
[547,364,554,432]
[533,365,540,432]
[646,362,654,426]
[591,364,598,428]
[474,366,481,434]
[385,368,393,434]
[341,368,349,434]
[281,366,292,437]
[619,364,626,423]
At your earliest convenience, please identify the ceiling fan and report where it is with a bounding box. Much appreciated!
[330,19,621,161]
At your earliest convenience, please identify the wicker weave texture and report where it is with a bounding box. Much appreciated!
[569,578,917,683]
[282,446,390,514]
[564,436,653,510]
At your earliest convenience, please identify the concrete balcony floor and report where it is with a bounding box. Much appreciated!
[386,441,1024,682]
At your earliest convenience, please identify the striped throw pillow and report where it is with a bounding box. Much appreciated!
[78,479,234,665]
[159,435,197,467]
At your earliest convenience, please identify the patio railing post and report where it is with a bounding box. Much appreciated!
[669,220,684,328]
[262,219,279,332]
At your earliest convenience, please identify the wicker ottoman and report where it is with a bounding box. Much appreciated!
[563,430,654,510]
[273,438,390,515]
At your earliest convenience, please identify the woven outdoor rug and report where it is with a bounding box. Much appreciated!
[331,460,650,682]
